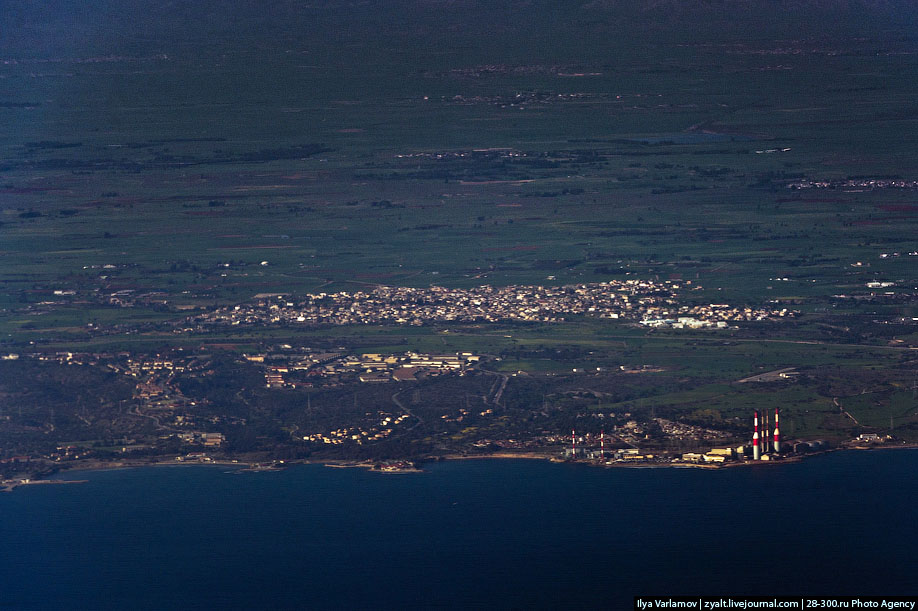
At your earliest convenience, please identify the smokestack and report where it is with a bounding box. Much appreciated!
[764,408,770,453]
[572,429,576,458]
[600,429,605,459]
[753,411,761,461]
[774,408,781,454]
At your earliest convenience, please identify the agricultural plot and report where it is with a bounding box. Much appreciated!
[1,1,917,464]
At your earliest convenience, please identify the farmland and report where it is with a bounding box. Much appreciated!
[1,0,917,470]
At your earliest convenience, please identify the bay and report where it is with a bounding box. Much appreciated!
[1,450,915,609]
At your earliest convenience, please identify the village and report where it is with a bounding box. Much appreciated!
[787,178,918,190]
[252,349,482,387]
[0,342,905,485]
[6,350,233,455]
[187,280,793,331]
[0,346,494,464]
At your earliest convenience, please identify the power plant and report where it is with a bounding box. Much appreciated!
[752,408,782,460]
[562,408,795,465]
[773,407,781,454]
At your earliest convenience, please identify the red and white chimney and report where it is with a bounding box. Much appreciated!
[773,408,781,454]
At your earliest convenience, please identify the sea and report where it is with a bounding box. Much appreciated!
[1,450,915,610]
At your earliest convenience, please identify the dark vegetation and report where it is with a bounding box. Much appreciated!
[0,0,917,464]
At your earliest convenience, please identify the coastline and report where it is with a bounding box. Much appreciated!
[441,451,553,461]
[1,478,89,492]
[3,443,916,490]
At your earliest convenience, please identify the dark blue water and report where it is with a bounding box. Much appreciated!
[1,450,915,610]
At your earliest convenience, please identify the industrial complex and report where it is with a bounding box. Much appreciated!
[563,407,837,468]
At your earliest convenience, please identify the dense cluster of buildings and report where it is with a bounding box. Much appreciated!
[640,302,793,328]
[192,280,679,327]
[788,178,918,190]
[188,280,791,330]
[255,351,481,388]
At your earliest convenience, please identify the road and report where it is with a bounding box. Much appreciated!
[834,397,861,425]
[391,390,423,431]
[736,367,798,384]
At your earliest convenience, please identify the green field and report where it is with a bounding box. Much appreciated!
[1,0,917,458]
